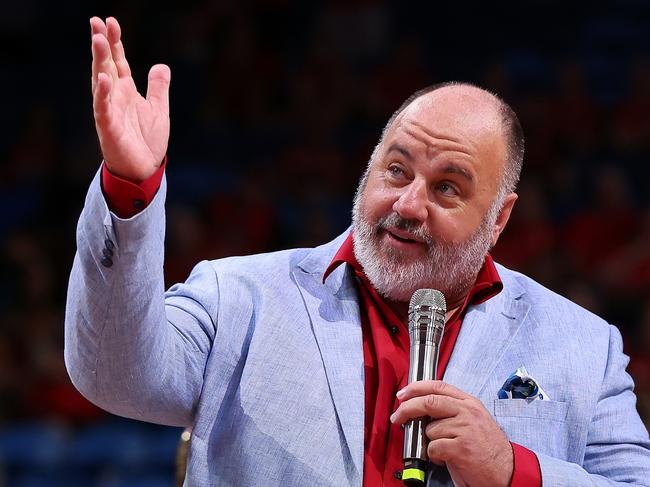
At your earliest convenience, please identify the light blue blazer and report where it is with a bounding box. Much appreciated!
[65,173,650,486]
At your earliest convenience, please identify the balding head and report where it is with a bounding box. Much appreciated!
[371,82,524,198]
[351,81,522,305]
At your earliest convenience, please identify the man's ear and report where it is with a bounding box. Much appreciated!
[491,192,518,247]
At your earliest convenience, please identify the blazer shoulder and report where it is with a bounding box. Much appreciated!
[496,263,611,336]
[206,229,350,281]
[206,247,312,284]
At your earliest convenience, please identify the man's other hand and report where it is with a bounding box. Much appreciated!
[391,380,514,487]
[91,16,170,182]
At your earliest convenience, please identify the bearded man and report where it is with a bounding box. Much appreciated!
[65,16,650,487]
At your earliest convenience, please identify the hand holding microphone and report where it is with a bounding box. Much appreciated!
[393,289,514,487]
[400,289,446,485]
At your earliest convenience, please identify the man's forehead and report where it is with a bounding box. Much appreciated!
[390,86,503,141]
[375,86,508,189]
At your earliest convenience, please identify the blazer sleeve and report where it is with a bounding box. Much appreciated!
[64,169,218,427]
[537,324,650,486]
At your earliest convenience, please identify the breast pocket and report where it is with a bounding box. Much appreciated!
[492,399,569,458]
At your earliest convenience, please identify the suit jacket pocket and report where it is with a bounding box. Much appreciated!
[492,399,569,458]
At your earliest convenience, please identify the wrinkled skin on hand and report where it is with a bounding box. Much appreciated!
[391,380,514,487]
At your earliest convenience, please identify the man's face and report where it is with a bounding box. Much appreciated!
[352,87,513,304]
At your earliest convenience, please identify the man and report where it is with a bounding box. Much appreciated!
[65,16,650,486]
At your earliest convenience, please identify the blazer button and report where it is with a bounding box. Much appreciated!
[100,256,113,268]
[133,199,145,210]
[104,238,115,250]
[102,247,113,258]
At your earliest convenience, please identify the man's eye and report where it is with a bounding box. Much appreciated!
[438,182,457,195]
[388,165,404,177]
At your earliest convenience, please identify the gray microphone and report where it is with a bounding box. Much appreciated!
[402,289,446,486]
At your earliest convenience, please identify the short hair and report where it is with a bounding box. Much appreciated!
[374,81,525,196]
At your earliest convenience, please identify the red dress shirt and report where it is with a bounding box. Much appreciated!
[324,234,541,487]
[102,162,541,486]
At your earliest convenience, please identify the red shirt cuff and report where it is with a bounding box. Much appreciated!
[509,442,541,487]
[101,157,167,218]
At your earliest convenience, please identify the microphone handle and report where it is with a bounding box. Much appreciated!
[402,317,444,485]
[403,340,440,474]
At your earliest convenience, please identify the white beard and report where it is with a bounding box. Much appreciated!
[351,190,500,304]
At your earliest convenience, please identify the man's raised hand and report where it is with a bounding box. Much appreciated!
[91,17,170,182]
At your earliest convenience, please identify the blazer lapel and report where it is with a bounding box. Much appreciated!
[443,283,531,398]
[292,238,365,478]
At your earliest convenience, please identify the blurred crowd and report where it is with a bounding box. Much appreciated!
[1,1,650,485]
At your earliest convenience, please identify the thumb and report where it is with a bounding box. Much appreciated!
[146,63,171,113]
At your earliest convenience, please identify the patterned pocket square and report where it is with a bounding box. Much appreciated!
[498,365,549,401]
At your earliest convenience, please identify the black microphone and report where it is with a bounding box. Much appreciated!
[402,289,446,486]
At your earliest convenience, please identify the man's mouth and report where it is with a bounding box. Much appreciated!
[384,228,424,245]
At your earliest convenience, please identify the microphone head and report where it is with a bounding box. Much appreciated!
[409,288,446,311]
[408,289,446,337]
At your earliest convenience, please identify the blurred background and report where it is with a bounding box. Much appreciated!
[1,0,650,486]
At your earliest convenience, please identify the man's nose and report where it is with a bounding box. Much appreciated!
[392,180,429,222]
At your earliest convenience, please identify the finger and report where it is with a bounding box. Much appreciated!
[397,380,470,402]
[91,34,119,94]
[90,16,107,37]
[91,31,119,87]
[390,393,461,425]
[424,417,458,441]
[93,72,113,125]
[90,17,107,94]
[91,33,106,95]
[426,437,456,466]
[106,17,132,78]
[146,64,171,113]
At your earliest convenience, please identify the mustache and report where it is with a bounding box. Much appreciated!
[375,213,434,246]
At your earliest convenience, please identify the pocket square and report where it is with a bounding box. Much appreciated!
[498,365,549,401]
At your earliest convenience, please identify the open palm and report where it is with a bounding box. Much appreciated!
[91,17,170,182]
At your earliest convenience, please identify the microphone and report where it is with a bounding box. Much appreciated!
[402,289,446,486]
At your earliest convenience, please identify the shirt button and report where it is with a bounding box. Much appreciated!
[104,238,115,250]
[102,247,113,258]
[100,256,113,268]
[390,325,399,335]
[133,199,145,209]
[393,470,402,479]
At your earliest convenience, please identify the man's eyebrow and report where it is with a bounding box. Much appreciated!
[386,144,473,181]
[386,143,413,160]
[441,163,474,182]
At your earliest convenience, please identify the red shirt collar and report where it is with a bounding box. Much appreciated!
[323,232,503,313]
